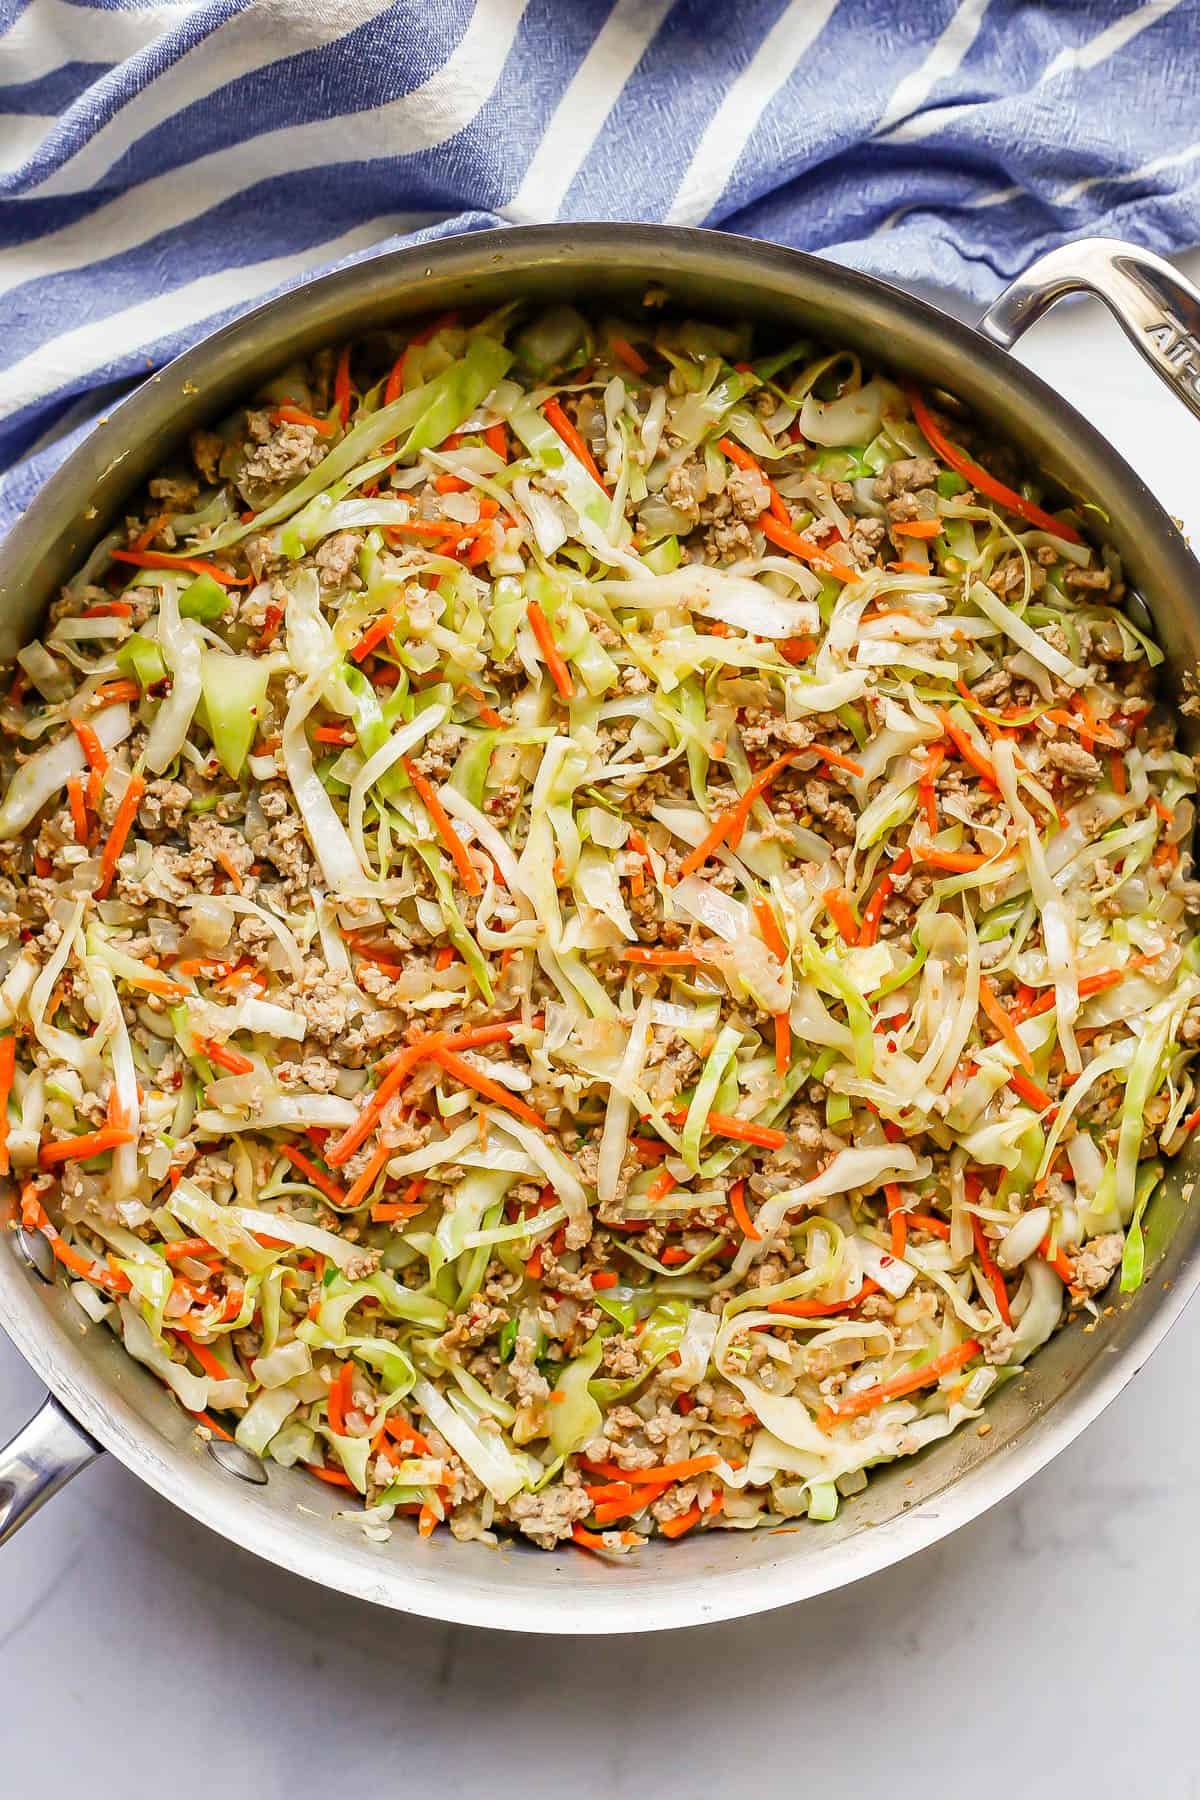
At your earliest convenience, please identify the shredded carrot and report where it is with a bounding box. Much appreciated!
[822,886,859,945]
[808,742,866,778]
[817,1336,981,1429]
[659,1502,705,1539]
[82,600,133,619]
[350,607,401,664]
[1013,958,1154,1022]
[906,1212,952,1239]
[773,1010,790,1077]
[979,975,1034,1074]
[278,1144,348,1209]
[885,1182,907,1259]
[645,1166,675,1204]
[858,847,913,946]
[751,896,787,961]
[305,1463,356,1489]
[917,847,994,873]
[90,678,141,707]
[609,334,649,375]
[95,773,144,899]
[325,1021,519,1168]
[40,1125,135,1167]
[704,1112,787,1150]
[936,705,998,787]
[484,421,508,461]
[110,549,248,585]
[326,1359,354,1435]
[312,724,356,746]
[888,559,931,574]
[572,1525,644,1551]
[401,756,482,895]
[431,1045,547,1133]
[66,774,89,846]
[908,387,1082,542]
[541,396,609,494]
[620,946,703,967]
[581,1453,719,1485]
[970,1215,1012,1326]
[890,518,943,539]
[271,403,334,437]
[334,346,352,425]
[215,849,244,893]
[677,749,802,878]
[717,436,789,525]
[199,1037,254,1077]
[778,635,816,664]
[525,600,575,700]
[767,1279,881,1318]
[343,1139,393,1212]
[1108,751,1127,797]
[1040,1233,1076,1286]
[1045,705,1122,749]
[175,1331,230,1383]
[72,719,109,799]
[1008,1069,1054,1113]
[130,512,170,552]
[728,1178,760,1241]
[758,512,856,582]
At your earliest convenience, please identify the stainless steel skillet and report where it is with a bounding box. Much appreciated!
[1,224,1199,1634]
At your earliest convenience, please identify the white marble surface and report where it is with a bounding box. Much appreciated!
[3,251,1200,1799]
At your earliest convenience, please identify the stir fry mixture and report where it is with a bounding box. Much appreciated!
[3,301,1198,1554]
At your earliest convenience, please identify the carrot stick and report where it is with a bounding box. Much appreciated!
[350,607,401,664]
[758,513,857,583]
[66,775,89,846]
[305,1463,356,1489]
[659,1502,704,1539]
[767,1279,881,1318]
[817,1337,981,1429]
[610,334,649,375]
[198,1037,254,1076]
[40,1126,135,1167]
[342,1139,392,1211]
[716,436,790,526]
[1012,958,1155,1022]
[773,1010,790,1077]
[971,1215,1012,1326]
[1110,752,1127,796]
[1009,1070,1054,1113]
[979,975,1034,1074]
[677,750,802,878]
[580,1453,719,1485]
[620,947,703,968]
[110,550,248,585]
[431,1045,547,1132]
[334,346,352,425]
[935,705,998,787]
[885,1181,907,1259]
[271,404,334,437]
[401,756,482,895]
[917,847,994,872]
[279,1144,348,1208]
[918,743,944,834]
[752,896,787,961]
[728,1178,760,1241]
[484,421,508,461]
[525,601,575,700]
[541,397,609,494]
[808,743,866,778]
[908,387,1082,542]
[822,887,859,945]
[326,1359,354,1435]
[704,1112,787,1150]
[174,1331,231,1383]
[890,518,943,538]
[906,1212,952,1239]
[95,773,144,899]
[1040,1233,1076,1285]
[326,1023,518,1167]
[858,847,913,946]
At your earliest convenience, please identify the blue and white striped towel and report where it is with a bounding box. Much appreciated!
[2,0,1198,541]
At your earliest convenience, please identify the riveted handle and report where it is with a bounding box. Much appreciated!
[980,236,1200,426]
[0,1395,101,1544]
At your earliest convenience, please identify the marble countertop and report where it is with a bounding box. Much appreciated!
[3,252,1199,1800]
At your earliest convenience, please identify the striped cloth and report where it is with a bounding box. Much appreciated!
[2,0,1198,541]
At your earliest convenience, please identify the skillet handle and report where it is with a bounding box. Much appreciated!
[0,1396,101,1544]
[980,236,1200,426]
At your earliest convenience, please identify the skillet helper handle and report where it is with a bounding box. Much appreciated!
[980,236,1200,427]
[0,1395,101,1544]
